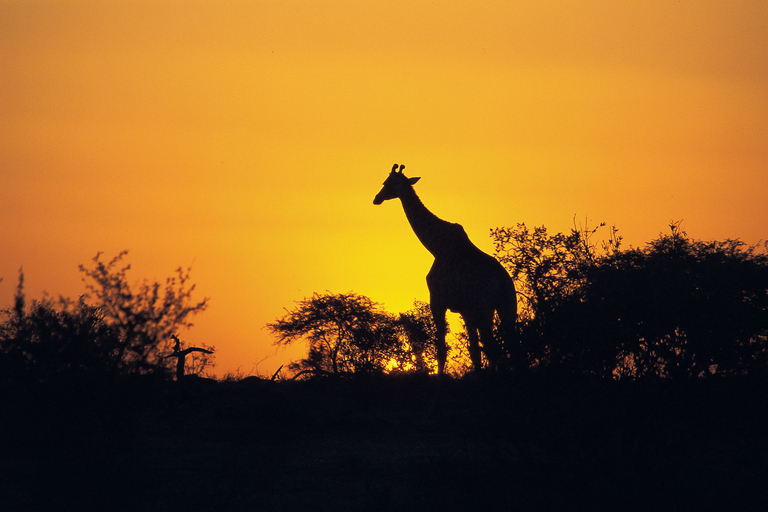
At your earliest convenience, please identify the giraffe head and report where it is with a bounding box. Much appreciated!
[373,163,421,205]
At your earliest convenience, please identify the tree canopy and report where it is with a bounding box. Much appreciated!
[269,222,768,380]
[492,222,768,379]
[267,293,444,378]
[0,252,211,383]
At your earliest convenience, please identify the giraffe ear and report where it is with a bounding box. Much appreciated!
[408,177,421,185]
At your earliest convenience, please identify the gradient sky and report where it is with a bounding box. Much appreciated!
[2,0,767,377]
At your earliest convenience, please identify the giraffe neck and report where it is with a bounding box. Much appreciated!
[399,187,460,257]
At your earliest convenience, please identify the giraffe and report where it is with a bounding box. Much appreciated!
[373,163,518,375]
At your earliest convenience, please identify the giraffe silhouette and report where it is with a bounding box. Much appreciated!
[374,163,518,375]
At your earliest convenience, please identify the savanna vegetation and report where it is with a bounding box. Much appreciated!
[267,293,442,377]
[269,221,768,381]
[496,221,768,379]
[2,224,768,510]
[4,224,767,384]
[0,251,212,385]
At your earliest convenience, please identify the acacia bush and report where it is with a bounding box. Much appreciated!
[268,292,400,377]
[268,294,445,377]
[78,251,209,375]
[492,219,621,323]
[0,252,210,383]
[395,301,441,374]
[0,278,122,383]
[493,222,768,379]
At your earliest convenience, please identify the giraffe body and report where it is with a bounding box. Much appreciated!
[374,164,518,374]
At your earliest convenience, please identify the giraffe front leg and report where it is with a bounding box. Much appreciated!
[431,303,448,376]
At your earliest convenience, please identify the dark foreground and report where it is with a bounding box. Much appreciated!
[1,373,767,511]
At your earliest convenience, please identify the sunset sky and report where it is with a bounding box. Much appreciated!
[2,0,767,377]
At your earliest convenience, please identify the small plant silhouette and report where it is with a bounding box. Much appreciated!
[163,334,214,380]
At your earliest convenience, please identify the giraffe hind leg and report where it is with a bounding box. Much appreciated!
[463,316,483,371]
[431,302,448,376]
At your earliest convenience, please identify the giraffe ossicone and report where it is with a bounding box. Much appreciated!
[373,163,519,375]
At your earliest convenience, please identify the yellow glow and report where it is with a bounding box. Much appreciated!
[2,0,767,377]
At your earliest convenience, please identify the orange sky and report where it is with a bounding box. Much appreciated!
[2,0,767,377]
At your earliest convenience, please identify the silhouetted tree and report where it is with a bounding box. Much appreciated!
[390,300,442,373]
[555,224,768,378]
[0,253,210,382]
[492,219,621,322]
[162,334,215,381]
[491,219,620,371]
[78,251,209,375]
[494,221,768,378]
[268,292,403,377]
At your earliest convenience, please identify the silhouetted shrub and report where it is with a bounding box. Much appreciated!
[268,292,405,377]
[0,273,122,383]
[78,251,209,375]
[395,300,441,373]
[0,252,210,383]
[494,222,768,379]
[492,218,621,323]
[268,292,455,377]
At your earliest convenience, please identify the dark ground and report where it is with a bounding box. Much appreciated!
[1,373,767,511]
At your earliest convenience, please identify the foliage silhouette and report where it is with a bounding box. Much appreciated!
[492,218,621,323]
[268,292,401,377]
[78,251,209,375]
[268,293,445,377]
[493,221,768,379]
[395,300,441,373]
[0,252,210,383]
[2,241,768,509]
[0,272,123,383]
